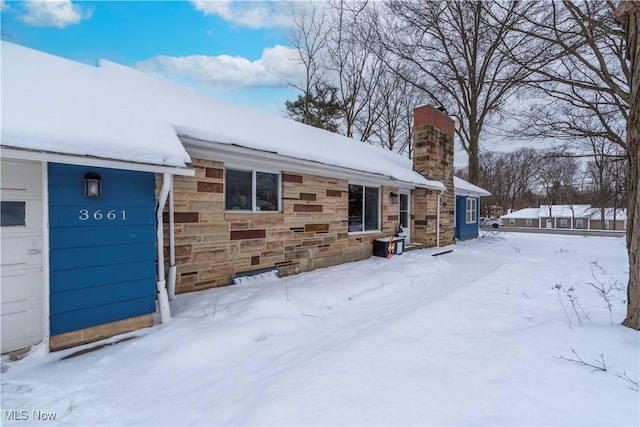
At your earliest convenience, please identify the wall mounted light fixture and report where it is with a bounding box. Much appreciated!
[390,192,399,204]
[84,172,102,197]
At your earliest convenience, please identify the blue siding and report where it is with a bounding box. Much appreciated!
[50,243,156,270]
[51,299,157,336]
[48,163,157,335]
[49,225,156,249]
[50,262,157,292]
[50,279,156,314]
[455,195,479,240]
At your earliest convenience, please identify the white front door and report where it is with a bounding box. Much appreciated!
[546,219,552,229]
[1,159,44,353]
[399,192,411,242]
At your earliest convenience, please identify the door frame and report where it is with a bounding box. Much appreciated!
[398,190,411,242]
[41,161,50,352]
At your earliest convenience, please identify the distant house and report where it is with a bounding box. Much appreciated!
[501,205,626,231]
[500,208,540,228]
[538,205,592,229]
[453,177,491,240]
[1,41,488,353]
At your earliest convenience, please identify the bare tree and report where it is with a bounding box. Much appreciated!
[615,0,640,330]
[506,148,542,211]
[537,153,580,207]
[286,1,422,155]
[474,148,543,216]
[371,75,422,156]
[325,0,386,141]
[376,0,532,184]
[288,2,330,126]
[505,0,637,330]
[584,138,627,229]
[506,1,627,152]
[477,151,512,216]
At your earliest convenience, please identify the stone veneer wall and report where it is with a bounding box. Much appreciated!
[161,159,402,294]
[412,105,456,247]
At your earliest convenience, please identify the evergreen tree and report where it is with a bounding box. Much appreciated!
[285,83,343,133]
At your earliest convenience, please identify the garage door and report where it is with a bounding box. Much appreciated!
[1,159,44,353]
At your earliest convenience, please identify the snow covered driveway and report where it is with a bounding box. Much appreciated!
[1,232,638,426]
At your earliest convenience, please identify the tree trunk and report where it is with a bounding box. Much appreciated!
[616,1,640,331]
[468,126,480,185]
[624,118,640,330]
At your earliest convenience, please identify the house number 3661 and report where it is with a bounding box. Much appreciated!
[78,209,127,221]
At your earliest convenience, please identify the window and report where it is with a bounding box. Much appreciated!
[509,218,515,226]
[225,169,280,212]
[525,218,532,226]
[559,219,568,228]
[575,219,584,229]
[465,198,477,224]
[348,184,379,232]
[0,201,26,226]
[605,219,610,229]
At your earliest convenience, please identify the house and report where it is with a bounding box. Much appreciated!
[500,208,541,228]
[164,106,454,294]
[538,205,592,229]
[1,42,194,353]
[1,41,487,353]
[453,177,491,240]
[501,205,627,231]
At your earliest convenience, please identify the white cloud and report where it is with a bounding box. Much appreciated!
[191,0,293,28]
[18,1,93,28]
[135,45,305,90]
[1,2,11,12]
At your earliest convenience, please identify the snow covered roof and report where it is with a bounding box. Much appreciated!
[502,206,627,221]
[453,177,491,197]
[1,42,443,189]
[500,208,540,219]
[538,205,592,218]
[1,42,191,170]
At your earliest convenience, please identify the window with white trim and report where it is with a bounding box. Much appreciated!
[559,218,568,228]
[225,168,280,212]
[575,219,584,229]
[465,198,477,224]
[525,218,532,226]
[509,218,515,226]
[348,184,379,232]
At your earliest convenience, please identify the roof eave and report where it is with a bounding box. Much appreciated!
[455,189,491,197]
[0,146,195,176]
[180,135,443,190]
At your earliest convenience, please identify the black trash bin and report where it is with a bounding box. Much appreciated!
[373,237,404,257]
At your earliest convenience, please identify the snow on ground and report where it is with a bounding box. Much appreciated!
[1,232,638,426]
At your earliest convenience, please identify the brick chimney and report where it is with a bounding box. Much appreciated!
[412,105,455,247]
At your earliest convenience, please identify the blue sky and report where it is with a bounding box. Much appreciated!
[1,0,306,113]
